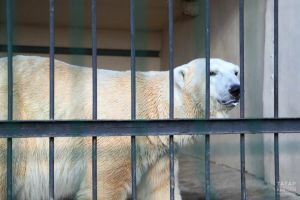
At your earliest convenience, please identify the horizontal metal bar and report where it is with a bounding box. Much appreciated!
[0,44,160,57]
[0,118,300,137]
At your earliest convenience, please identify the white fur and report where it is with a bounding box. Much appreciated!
[0,56,239,199]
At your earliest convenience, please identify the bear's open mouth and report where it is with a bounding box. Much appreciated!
[218,99,239,107]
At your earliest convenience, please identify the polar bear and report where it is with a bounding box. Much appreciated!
[0,56,239,200]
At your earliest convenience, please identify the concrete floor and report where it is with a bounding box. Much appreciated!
[178,153,300,200]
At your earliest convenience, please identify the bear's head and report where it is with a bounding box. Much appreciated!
[174,58,240,118]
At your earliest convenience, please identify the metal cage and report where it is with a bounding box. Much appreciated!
[1,0,296,199]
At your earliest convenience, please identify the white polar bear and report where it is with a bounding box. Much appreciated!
[0,56,239,200]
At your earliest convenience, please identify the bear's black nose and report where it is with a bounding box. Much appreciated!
[229,84,240,98]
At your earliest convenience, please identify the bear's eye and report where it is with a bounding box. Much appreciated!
[210,71,217,76]
[234,71,238,76]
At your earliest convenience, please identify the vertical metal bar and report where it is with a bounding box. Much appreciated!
[130,0,137,199]
[239,0,246,199]
[239,0,245,119]
[274,0,280,199]
[6,2,13,120]
[130,136,137,200]
[204,0,211,199]
[49,0,55,199]
[92,137,97,199]
[6,139,12,200]
[168,0,174,121]
[273,0,279,122]
[49,138,54,200]
[6,0,13,199]
[168,0,175,199]
[91,0,98,199]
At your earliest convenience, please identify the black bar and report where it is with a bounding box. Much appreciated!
[0,45,160,57]
[130,135,136,200]
[204,0,211,119]
[239,2,245,118]
[0,118,300,137]
[204,0,211,199]
[274,0,280,199]
[6,0,13,199]
[130,0,137,199]
[168,0,174,120]
[49,4,55,120]
[240,133,246,199]
[49,0,55,199]
[204,135,210,198]
[6,138,12,200]
[49,137,54,199]
[240,132,246,200]
[6,3,13,121]
[239,0,246,199]
[274,0,279,120]
[91,0,97,199]
[92,137,97,200]
[92,0,97,121]
[168,0,175,199]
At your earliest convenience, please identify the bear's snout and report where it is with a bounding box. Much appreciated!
[229,84,240,99]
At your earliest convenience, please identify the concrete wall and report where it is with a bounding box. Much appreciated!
[161,0,266,180]
[243,0,266,179]
[263,0,300,194]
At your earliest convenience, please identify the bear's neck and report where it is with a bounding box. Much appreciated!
[176,91,204,118]
[136,72,229,119]
[176,90,230,119]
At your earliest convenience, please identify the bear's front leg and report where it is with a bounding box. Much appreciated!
[137,155,181,200]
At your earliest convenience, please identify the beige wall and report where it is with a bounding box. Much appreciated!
[0,25,161,71]
[263,0,300,194]
[161,0,266,180]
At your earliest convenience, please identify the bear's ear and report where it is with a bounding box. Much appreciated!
[174,65,188,89]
